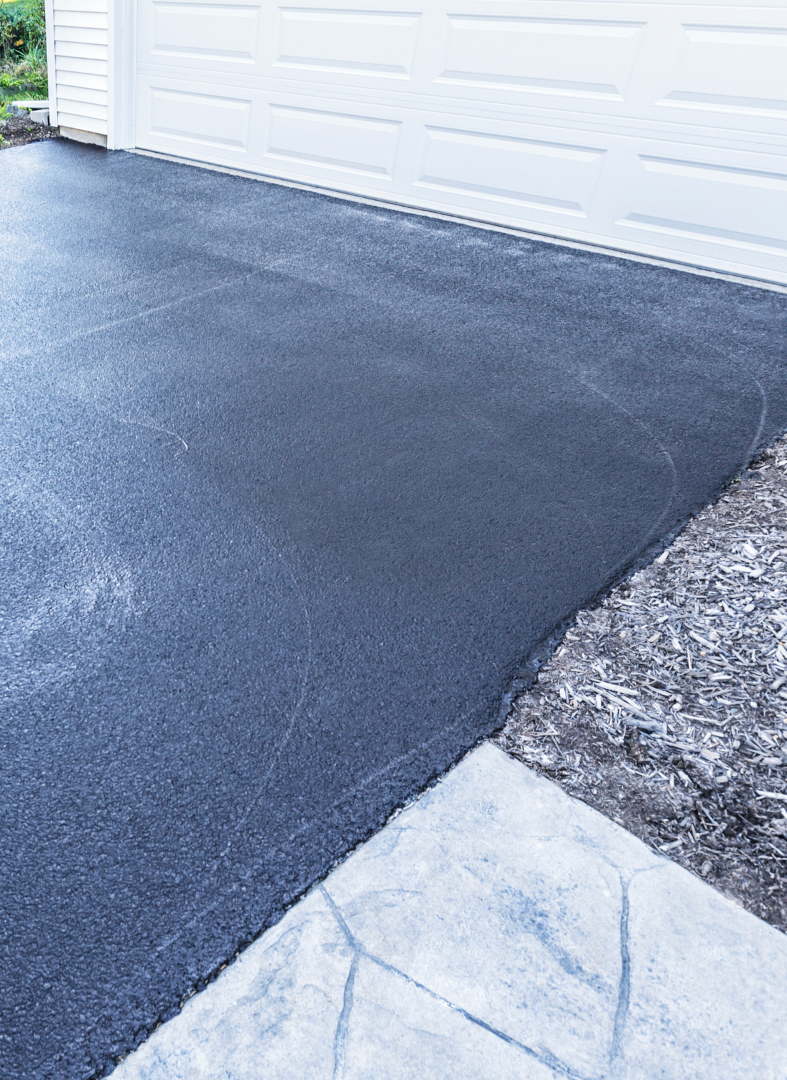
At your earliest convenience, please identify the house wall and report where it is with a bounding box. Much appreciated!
[46,0,109,144]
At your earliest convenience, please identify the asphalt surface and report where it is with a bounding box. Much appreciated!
[2,141,786,1079]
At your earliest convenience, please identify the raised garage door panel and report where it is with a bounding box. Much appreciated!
[152,3,262,63]
[267,105,402,177]
[135,0,787,285]
[277,9,423,77]
[416,128,607,215]
[622,154,787,255]
[149,86,254,149]
[436,15,647,99]
[660,24,787,118]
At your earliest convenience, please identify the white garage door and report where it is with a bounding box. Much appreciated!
[135,1,787,285]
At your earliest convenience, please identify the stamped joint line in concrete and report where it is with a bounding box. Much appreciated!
[319,883,577,1080]
[113,745,787,1080]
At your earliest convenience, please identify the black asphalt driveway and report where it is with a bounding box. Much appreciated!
[2,141,786,1079]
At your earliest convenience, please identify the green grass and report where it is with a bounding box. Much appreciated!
[0,0,47,106]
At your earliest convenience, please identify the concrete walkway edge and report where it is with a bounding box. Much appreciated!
[113,744,787,1080]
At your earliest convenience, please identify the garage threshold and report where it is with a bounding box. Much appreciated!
[131,147,787,298]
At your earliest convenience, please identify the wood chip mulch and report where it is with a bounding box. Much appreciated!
[495,434,787,933]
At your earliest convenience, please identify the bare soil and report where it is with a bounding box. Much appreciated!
[0,114,59,148]
[496,435,787,933]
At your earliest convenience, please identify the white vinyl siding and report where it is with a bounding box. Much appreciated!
[52,0,109,135]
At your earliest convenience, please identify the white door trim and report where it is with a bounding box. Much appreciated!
[108,0,136,148]
[44,0,58,126]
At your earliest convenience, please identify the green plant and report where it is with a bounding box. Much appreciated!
[0,58,47,103]
[0,0,46,63]
[0,0,47,106]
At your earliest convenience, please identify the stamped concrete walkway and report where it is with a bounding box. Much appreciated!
[113,745,787,1080]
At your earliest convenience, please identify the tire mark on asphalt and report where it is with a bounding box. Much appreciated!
[578,380,678,574]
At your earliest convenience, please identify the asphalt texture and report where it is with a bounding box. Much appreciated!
[2,140,786,1080]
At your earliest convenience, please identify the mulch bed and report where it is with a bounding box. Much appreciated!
[0,115,59,148]
[496,434,787,933]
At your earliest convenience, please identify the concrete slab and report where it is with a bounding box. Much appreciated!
[113,745,787,1080]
